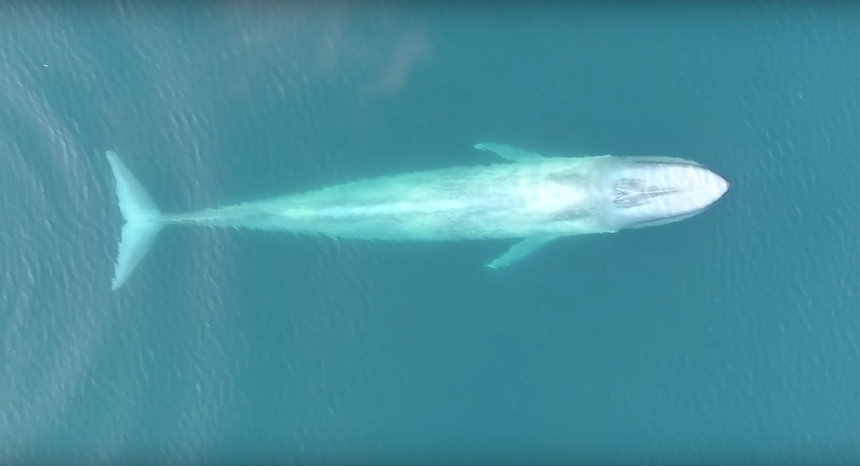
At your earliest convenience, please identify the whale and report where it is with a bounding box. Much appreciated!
[105,142,730,290]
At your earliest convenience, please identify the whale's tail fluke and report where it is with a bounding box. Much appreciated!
[106,151,164,291]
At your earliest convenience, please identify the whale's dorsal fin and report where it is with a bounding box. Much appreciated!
[485,236,559,269]
[474,142,545,162]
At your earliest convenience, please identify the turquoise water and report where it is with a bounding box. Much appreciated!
[2,2,860,463]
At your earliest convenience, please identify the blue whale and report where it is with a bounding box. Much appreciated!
[106,143,730,290]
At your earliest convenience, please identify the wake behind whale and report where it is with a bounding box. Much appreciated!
[106,142,730,290]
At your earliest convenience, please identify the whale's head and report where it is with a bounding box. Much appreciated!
[605,156,730,230]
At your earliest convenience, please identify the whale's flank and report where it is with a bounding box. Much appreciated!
[106,151,164,290]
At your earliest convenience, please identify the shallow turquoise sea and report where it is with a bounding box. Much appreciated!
[2,2,860,464]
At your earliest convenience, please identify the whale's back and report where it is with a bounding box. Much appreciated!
[260,157,610,241]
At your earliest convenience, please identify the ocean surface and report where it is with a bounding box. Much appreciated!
[2,1,860,464]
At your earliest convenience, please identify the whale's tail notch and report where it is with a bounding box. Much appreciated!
[106,151,164,291]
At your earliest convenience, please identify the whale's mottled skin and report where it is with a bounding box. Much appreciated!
[106,143,730,290]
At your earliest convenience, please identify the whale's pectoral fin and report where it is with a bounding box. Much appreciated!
[486,236,559,269]
[474,142,544,162]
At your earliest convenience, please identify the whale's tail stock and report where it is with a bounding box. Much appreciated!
[105,151,164,291]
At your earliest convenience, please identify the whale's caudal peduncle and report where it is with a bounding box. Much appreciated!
[105,143,730,290]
